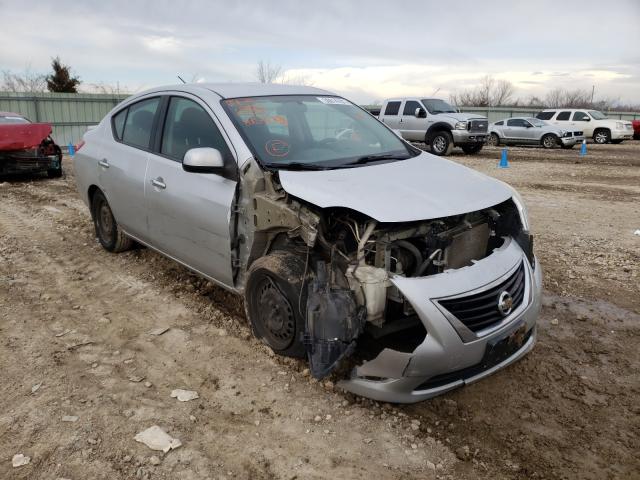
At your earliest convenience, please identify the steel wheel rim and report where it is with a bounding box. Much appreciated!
[256,277,295,349]
[595,132,606,143]
[98,201,114,239]
[488,134,498,146]
[543,136,555,148]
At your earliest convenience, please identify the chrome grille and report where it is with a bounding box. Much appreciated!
[469,119,488,133]
[438,262,526,333]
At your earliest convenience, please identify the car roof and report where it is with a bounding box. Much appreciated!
[0,111,26,117]
[133,82,334,99]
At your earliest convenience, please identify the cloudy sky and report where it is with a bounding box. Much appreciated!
[1,0,639,104]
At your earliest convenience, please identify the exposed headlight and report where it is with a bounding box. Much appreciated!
[560,130,570,137]
[454,121,468,130]
[509,187,530,231]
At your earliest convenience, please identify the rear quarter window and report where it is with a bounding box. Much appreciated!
[112,109,127,140]
[495,121,504,125]
[536,111,555,120]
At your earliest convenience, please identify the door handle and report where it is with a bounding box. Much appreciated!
[151,177,166,189]
[98,159,109,168]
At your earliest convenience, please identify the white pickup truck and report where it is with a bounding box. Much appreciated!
[378,98,489,156]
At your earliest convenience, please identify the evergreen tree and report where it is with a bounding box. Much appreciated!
[46,57,80,93]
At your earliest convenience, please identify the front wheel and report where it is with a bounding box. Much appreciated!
[487,133,500,147]
[91,190,133,252]
[461,144,483,154]
[541,134,558,149]
[593,129,611,144]
[244,252,308,358]
[429,131,453,156]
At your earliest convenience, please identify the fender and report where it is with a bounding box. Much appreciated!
[425,122,453,141]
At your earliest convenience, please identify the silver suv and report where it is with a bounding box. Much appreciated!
[74,83,541,403]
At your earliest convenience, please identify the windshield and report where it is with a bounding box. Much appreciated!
[0,115,29,124]
[222,95,417,169]
[588,110,607,120]
[527,118,547,127]
[421,99,457,114]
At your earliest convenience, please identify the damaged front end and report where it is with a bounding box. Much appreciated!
[236,159,536,389]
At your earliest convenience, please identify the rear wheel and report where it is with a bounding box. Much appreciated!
[593,129,611,144]
[541,134,558,149]
[461,144,483,154]
[244,252,308,358]
[429,131,453,156]
[90,190,133,252]
[487,133,500,147]
[47,166,63,178]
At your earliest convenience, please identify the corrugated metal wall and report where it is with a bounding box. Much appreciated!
[1,92,638,149]
[0,92,129,147]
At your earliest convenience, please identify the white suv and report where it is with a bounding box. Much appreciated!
[536,109,633,144]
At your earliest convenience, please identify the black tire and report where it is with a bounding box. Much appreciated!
[47,166,63,178]
[487,133,500,147]
[461,144,483,154]
[429,130,453,156]
[541,134,558,149]
[245,251,308,358]
[610,139,623,144]
[593,129,611,144]
[90,189,133,253]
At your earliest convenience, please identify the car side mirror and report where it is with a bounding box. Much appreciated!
[584,118,591,121]
[525,124,532,128]
[414,107,427,118]
[183,147,225,173]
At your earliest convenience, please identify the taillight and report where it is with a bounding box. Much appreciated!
[75,140,85,152]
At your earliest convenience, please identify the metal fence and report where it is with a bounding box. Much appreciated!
[2,92,639,149]
[0,92,128,148]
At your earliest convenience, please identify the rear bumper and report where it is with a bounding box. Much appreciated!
[0,155,60,175]
[338,239,542,403]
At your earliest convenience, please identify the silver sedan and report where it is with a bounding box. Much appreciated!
[487,117,584,149]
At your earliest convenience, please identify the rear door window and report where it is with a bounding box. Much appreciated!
[384,101,401,116]
[160,96,230,162]
[121,97,160,149]
[556,111,571,121]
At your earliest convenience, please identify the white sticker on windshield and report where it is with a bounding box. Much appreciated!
[317,97,350,105]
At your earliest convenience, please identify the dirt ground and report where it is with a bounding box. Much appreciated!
[0,141,638,480]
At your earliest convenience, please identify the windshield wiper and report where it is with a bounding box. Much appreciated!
[266,162,331,171]
[341,153,409,167]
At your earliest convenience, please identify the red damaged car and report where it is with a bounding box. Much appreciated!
[0,112,63,178]
[633,120,640,140]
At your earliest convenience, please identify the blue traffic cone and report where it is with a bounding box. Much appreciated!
[499,148,509,168]
[68,142,76,156]
[579,139,587,157]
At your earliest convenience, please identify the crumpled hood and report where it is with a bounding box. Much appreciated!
[439,112,486,122]
[278,152,514,222]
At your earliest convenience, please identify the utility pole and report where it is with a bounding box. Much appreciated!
[590,85,595,105]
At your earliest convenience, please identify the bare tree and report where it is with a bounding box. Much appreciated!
[492,79,515,106]
[450,76,515,107]
[279,72,314,86]
[1,65,47,93]
[256,60,282,84]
